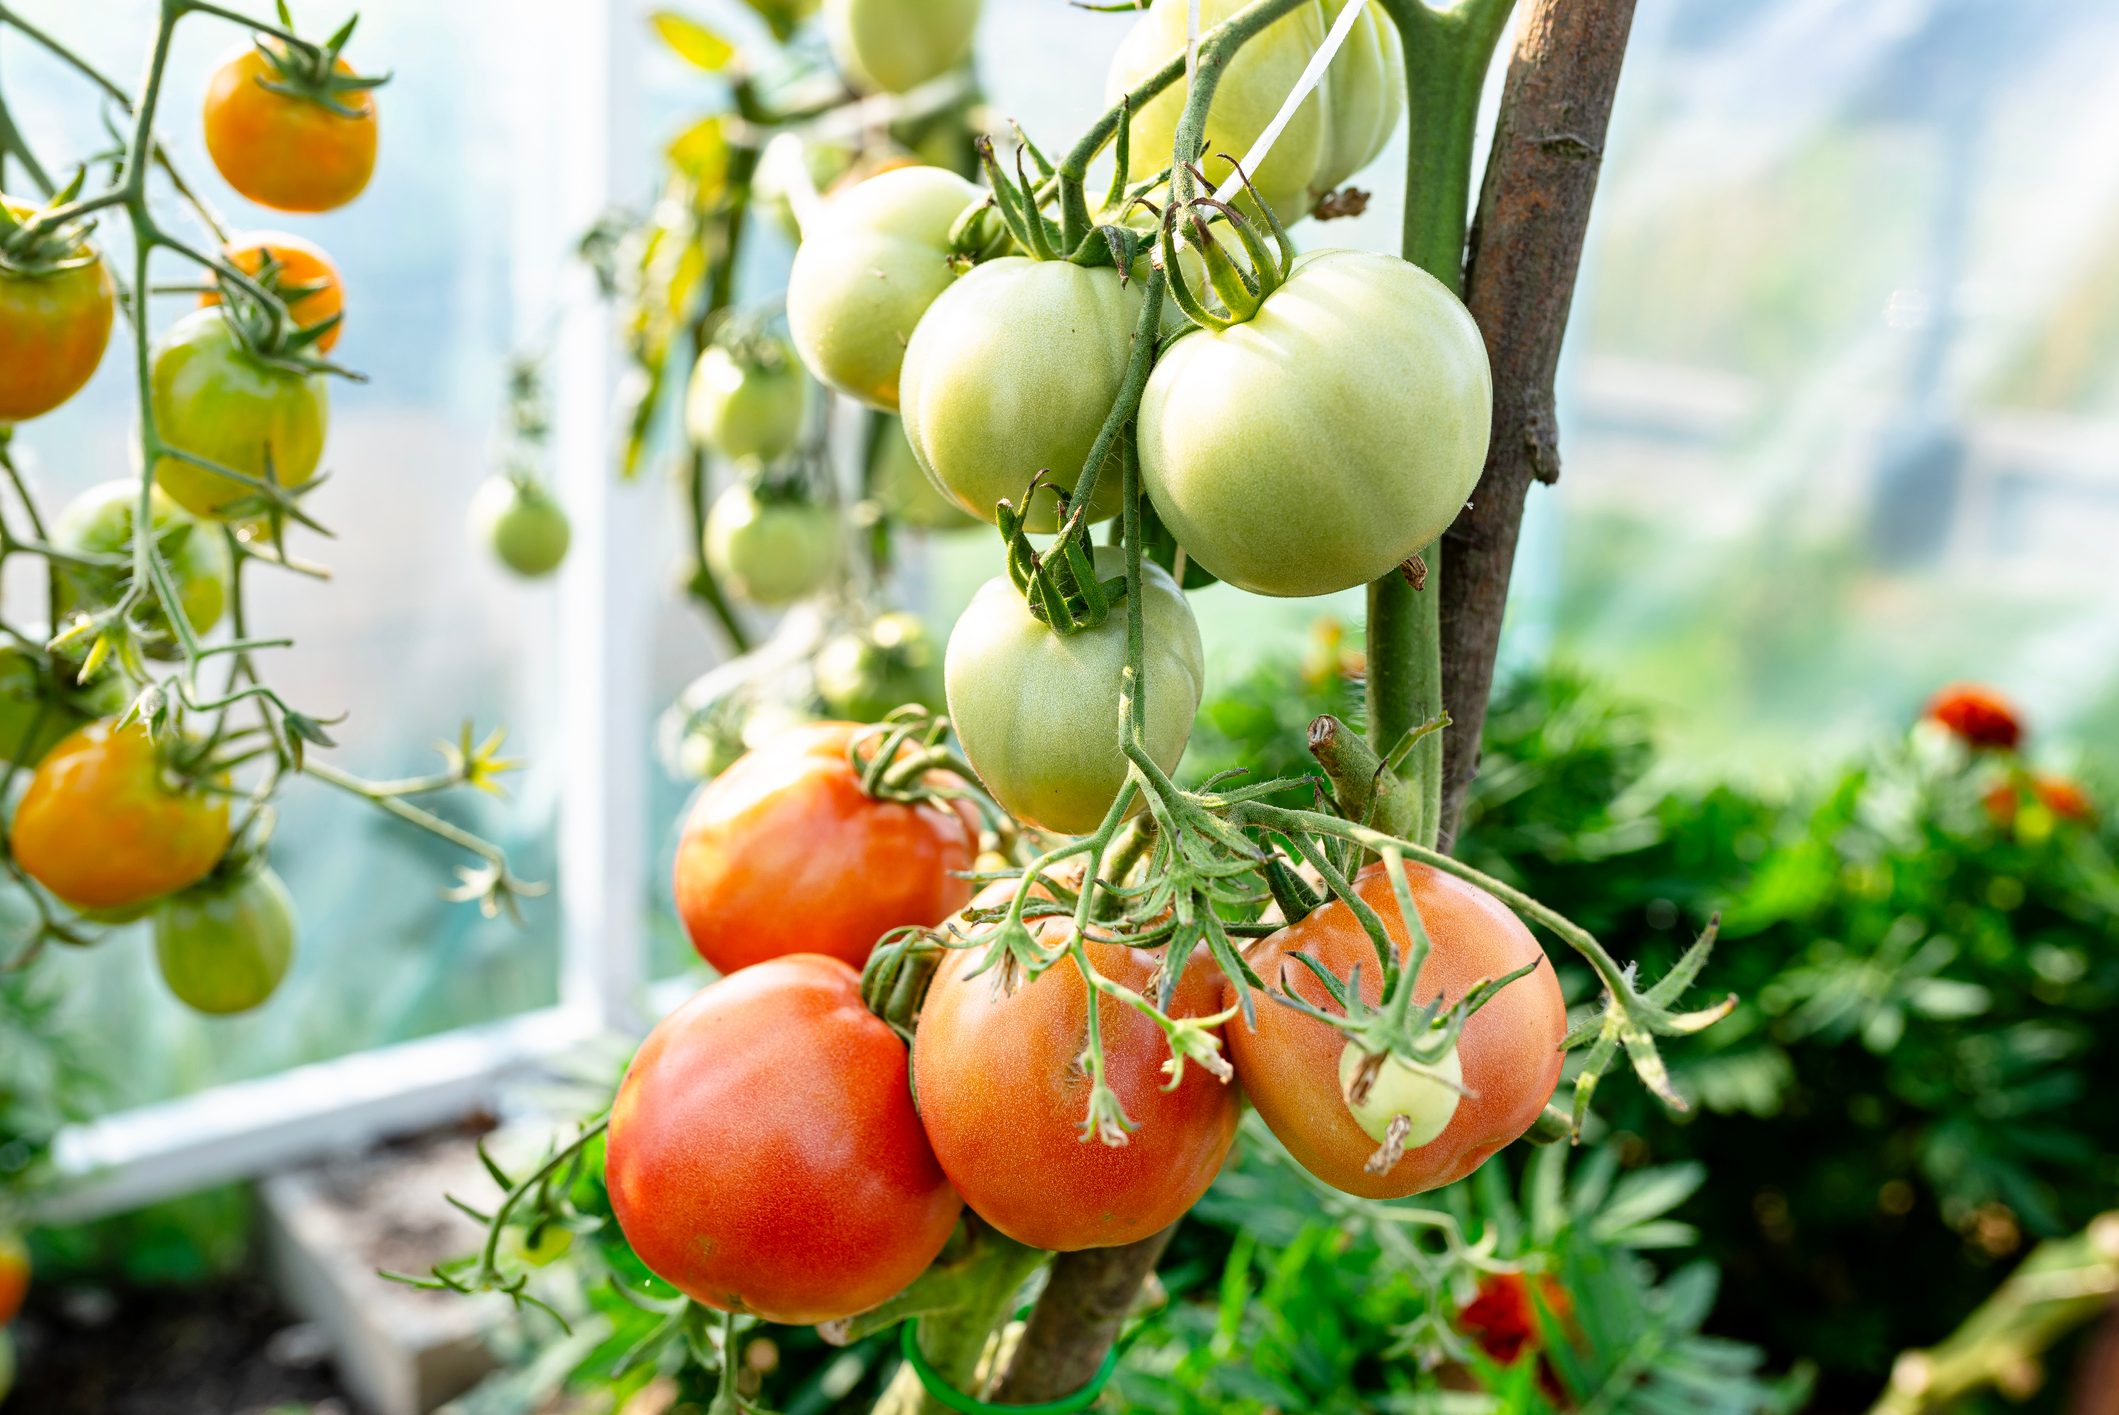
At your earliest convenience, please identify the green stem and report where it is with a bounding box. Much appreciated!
[1363,0,1514,850]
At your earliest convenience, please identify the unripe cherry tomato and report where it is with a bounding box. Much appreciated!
[150,308,329,522]
[153,864,297,1015]
[606,954,961,1323]
[1227,861,1566,1199]
[0,644,122,769]
[470,476,571,578]
[685,339,808,464]
[673,721,977,974]
[202,231,345,353]
[12,720,231,915]
[912,882,1240,1250]
[823,0,981,96]
[814,612,945,723]
[0,197,116,422]
[703,484,838,606]
[203,47,377,213]
[53,479,231,653]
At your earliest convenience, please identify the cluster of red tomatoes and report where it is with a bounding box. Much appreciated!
[0,25,387,1014]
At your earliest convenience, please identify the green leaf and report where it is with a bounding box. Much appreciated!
[648,10,735,71]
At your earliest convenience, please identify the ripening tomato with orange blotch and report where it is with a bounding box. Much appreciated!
[10,719,231,915]
[604,953,960,1324]
[0,197,117,422]
[912,880,1241,1251]
[673,721,978,974]
[203,45,378,213]
[1226,861,1567,1199]
[1925,682,2024,751]
[0,1229,26,1326]
[202,232,345,352]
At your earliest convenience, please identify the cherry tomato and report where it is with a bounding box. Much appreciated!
[10,719,231,914]
[0,198,116,422]
[945,546,1203,836]
[1226,861,1566,1199]
[787,166,981,409]
[899,257,1138,532]
[202,231,345,352]
[1140,250,1491,597]
[605,954,961,1323]
[673,721,977,974]
[686,337,809,464]
[913,882,1240,1250]
[814,612,945,723]
[150,308,329,522]
[52,479,231,653]
[869,413,977,530]
[0,1229,26,1325]
[470,476,571,578]
[153,864,296,1015]
[505,1223,574,1268]
[1926,682,2022,750]
[203,47,377,213]
[823,0,981,96]
[703,484,838,606]
[1461,1270,1573,1367]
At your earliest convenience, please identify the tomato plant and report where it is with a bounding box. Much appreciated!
[152,863,297,1015]
[202,44,378,213]
[702,483,839,607]
[471,475,571,579]
[150,307,329,522]
[898,256,1139,531]
[673,721,977,973]
[786,165,983,410]
[869,412,977,530]
[1227,861,1567,1199]
[685,334,809,464]
[9,720,230,915]
[201,231,345,352]
[913,884,1240,1251]
[1139,249,1491,598]
[815,611,945,722]
[945,546,1203,835]
[0,198,116,422]
[52,479,232,653]
[0,646,119,768]
[822,0,982,96]
[605,953,961,1324]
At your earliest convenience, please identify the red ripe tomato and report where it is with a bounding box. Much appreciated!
[0,1230,26,1325]
[673,721,977,974]
[1226,862,1566,1199]
[1925,683,2023,750]
[605,954,960,1323]
[1460,1270,1572,1366]
[913,883,1241,1251]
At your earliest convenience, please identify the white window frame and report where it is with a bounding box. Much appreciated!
[36,0,667,1228]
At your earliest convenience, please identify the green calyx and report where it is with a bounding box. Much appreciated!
[0,176,103,274]
[972,134,1152,275]
[1157,160,1296,331]
[252,5,388,120]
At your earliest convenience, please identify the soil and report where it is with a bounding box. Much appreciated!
[8,1269,358,1415]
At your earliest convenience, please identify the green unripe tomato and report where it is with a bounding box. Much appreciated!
[505,1222,575,1267]
[472,476,572,578]
[899,258,1138,533]
[1309,0,1406,202]
[815,611,944,722]
[870,414,977,530]
[945,546,1203,835]
[685,339,808,464]
[52,479,231,655]
[1339,1041,1462,1149]
[704,485,839,607]
[787,166,982,410]
[153,864,297,1015]
[1140,250,1491,597]
[149,308,329,521]
[0,643,125,768]
[823,0,981,95]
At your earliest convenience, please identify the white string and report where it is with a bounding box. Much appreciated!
[761,131,824,237]
[1210,0,1368,207]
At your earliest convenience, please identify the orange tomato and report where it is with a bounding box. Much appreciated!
[10,720,231,913]
[1925,683,2023,751]
[202,231,344,352]
[0,198,116,421]
[1227,862,1567,1199]
[0,1230,26,1326]
[913,882,1241,1251]
[673,721,977,974]
[202,48,377,213]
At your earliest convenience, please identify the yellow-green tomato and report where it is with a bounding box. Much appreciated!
[823,0,981,95]
[898,258,1138,533]
[1339,1041,1462,1149]
[52,479,231,654]
[685,339,808,463]
[1139,250,1491,597]
[870,414,977,530]
[945,547,1203,836]
[1107,0,1327,220]
[704,485,839,607]
[150,308,328,521]
[153,864,297,1015]
[1309,0,1405,202]
[787,166,981,410]
[471,476,571,578]
[505,1222,575,1267]
[815,611,944,722]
